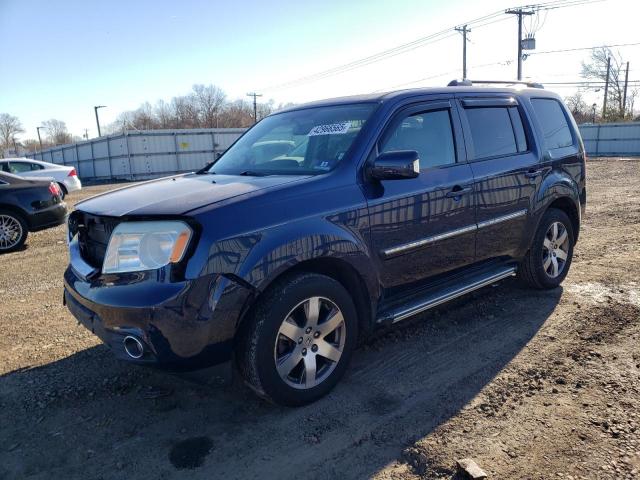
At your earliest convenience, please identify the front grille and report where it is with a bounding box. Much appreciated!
[70,211,120,269]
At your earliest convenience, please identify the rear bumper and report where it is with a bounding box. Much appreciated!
[63,176,82,192]
[63,266,254,370]
[30,202,67,231]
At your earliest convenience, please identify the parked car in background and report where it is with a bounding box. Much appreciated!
[0,172,67,252]
[64,81,586,406]
[0,158,81,199]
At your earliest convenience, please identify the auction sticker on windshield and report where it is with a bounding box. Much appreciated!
[308,122,351,136]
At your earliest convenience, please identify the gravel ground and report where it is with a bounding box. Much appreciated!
[0,158,639,479]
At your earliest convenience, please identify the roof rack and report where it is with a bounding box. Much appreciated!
[447,79,544,89]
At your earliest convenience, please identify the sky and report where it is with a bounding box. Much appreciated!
[1,0,638,141]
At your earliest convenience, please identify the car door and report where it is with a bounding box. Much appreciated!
[365,99,477,293]
[456,96,540,262]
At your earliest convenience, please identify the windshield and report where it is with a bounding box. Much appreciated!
[207,103,376,175]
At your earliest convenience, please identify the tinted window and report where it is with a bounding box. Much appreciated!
[509,108,528,152]
[8,162,32,173]
[531,98,573,149]
[465,107,521,159]
[381,109,456,168]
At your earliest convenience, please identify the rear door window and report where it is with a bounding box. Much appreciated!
[8,162,32,173]
[464,106,527,160]
[531,98,573,149]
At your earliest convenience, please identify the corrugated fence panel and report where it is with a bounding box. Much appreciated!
[24,128,246,181]
[578,122,640,156]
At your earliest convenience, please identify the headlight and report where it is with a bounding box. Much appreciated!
[103,221,193,274]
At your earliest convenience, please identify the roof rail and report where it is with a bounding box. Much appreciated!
[447,79,544,89]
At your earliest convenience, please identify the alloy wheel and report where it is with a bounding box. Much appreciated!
[274,296,346,390]
[0,215,23,251]
[542,221,569,278]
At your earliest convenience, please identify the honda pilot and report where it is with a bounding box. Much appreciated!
[64,81,586,406]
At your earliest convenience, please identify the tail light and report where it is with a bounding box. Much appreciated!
[49,182,61,197]
[68,168,77,177]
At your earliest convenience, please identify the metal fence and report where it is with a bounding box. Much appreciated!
[25,128,246,181]
[578,122,640,157]
[23,122,640,181]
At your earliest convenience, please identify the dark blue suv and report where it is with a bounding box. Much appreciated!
[64,81,586,405]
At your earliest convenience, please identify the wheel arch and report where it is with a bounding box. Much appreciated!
[547,196,580,242]
[0,203,30,230]
[234,256,377,348]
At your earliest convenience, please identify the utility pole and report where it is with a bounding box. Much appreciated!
[84,128,89,140]
[246,92,263,124]
[506,8,535,80]
[454,25,470,79]
[602,57,611,120]
[94,105,106,137]
[36,126,45,152]
[622,61,630,118]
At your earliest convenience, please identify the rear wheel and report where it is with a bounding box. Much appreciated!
[57,183,67,200]
[236,273,358,406]
[0,210,28,253]
[519,208,574,289]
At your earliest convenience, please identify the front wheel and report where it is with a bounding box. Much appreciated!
[519,208,575,289]
[236,273,358,406]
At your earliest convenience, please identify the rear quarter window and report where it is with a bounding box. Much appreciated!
[464,106,527,160]
[531,98,573,150]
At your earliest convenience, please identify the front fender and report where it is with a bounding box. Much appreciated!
[200,214,378,310]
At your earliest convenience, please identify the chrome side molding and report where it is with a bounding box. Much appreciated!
[382,209,528,258]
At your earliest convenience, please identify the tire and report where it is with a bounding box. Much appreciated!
[0,209,28,253]
[519,208,574,289]
[57,183,67,200]
[236,272,358,406]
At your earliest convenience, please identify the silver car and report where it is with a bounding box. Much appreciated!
[0,158,82,199]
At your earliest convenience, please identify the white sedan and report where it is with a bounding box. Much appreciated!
[0,158,82,198]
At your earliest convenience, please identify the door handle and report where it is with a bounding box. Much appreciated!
[445,186,473,198]
[525,168,545,179]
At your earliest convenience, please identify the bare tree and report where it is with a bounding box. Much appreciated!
[0,113,25,156]
[582,47,637,121]
[104,85,277,132]
[192,84,226,128]
[21,139,41,153]
[564,92,593,124]
[42,119,71,145]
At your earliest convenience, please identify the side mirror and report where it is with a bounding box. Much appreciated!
[370,150,420,180]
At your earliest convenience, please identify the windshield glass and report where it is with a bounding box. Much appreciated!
[208,103,376,175]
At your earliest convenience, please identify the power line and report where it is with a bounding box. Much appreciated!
[258,7,526,92]
[526,41,640,56]
[259,0,609,93]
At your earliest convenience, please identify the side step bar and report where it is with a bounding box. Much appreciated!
[378,266,517,325]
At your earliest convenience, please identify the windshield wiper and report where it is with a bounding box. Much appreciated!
[238,170,271,177]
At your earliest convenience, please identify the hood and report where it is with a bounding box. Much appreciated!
[76,173,310,217]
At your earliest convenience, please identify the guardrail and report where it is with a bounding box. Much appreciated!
[25,128,246,181]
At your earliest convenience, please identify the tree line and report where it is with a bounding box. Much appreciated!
[105,84,290,134]
[1,84,285,156]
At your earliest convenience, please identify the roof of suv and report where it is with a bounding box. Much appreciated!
[278,84,560,113]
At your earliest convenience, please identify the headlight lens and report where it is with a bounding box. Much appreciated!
[103,221,193,274]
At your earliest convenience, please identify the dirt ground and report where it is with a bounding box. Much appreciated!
[0,157,638,480]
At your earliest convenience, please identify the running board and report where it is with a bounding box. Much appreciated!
[377,266,517,325]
